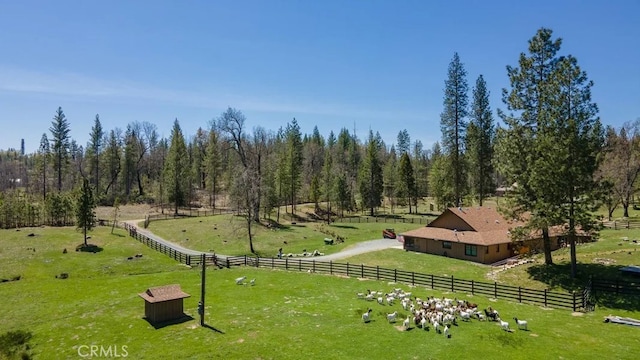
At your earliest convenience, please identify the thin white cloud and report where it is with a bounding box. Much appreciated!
[0,65,426,122]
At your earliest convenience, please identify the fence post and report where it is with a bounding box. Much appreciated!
[299,259,302,272]
[431,274,434,289]
[544,289,547,307]
[271,257,274,269]
[313,260,316,273]
[361,264,364,278]
[256,257,260,268]
[494,282,498,298]
[572,291,577,311]
[451,275,454,292]
[330,261,333,275]
[471,280,474,295]
[394,269,397,282]
[411,272,415,286]
[187,255,191,266]
[518,287,522,303]
[286,257,289,270]
[347,263,350,277]
[244,255,247,266]
[226,258,230,268]
[376,266,379,280]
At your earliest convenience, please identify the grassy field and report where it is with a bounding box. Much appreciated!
[145,214,421,257]
[2,226,640,359]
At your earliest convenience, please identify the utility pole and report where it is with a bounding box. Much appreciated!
[199,253,205,326]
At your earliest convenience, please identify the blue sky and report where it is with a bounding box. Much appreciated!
[1,0,639,153]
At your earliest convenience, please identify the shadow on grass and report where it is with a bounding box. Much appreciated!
[201,323,225,334]
[527,262,640,311]
[76,244,103,253]
[144,314,194,329]
[331,225,357,229]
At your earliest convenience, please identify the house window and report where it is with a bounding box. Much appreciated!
[465,244,477,257]
[405,237,414,249]
[442,241,452,249]
[486,246,489,254]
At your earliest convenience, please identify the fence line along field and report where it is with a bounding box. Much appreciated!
[1,226,640,359]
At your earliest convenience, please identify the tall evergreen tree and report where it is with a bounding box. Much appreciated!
[397,129,411,155]
[87,114,104,196]
[75,177,96,247]
[104,129,122,202]
[398,152,418,214]
[497,28,604,276]
[359,130,384,216]
[49,107,71,192]
[164,119,190,215]
[466,75,495,205]
[440,52,469,206]
[383,146,398,213]
[321,139,335,223]
[285,118,303,214]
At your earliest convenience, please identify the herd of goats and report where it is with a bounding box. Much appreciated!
[358,287,529,337]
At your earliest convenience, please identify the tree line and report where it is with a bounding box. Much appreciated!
[0,28,637,277]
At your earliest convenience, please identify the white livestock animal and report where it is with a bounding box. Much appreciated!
[443,325,450,338]
[499,318,510,332]
[387,311,398,323]
[386,295,395,306]
[401,299,410,311]
[235,276,246,285]
[433,321,441,334]
[362,308,373,323]
[377,297,384,305]
[420,316,428,330]
[249,278,256,286]
[365,293,374,301]
[459,310,471,322]
[403,316,411,329]
[474,311,486,321]
[357,292,365,299]
[513,317,528,330]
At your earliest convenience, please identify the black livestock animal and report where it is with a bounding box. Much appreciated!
[484,308,499,321]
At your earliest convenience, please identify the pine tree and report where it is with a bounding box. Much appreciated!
[383,146,398,213]
[49,107,71,192]
[359,130,384,216]
[466,75,495,205]
[497,28,604,276]
[164,119,190,215]
[440,53,469,206]
[285,118,303,214]
[76,177,96,247]
[398,152,417,214]
[397,129,411,155]
[87,114,103,196]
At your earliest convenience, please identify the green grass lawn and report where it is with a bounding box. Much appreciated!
[2,226,640,359]
[145,214,420,257]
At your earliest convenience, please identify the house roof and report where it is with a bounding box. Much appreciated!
[436,206,520,232]
[401,227,512,246]
[401,206,589,246]
[138,284,190,303]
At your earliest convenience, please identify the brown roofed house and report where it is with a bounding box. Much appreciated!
[401,206,591,264]
[139,284,190,323]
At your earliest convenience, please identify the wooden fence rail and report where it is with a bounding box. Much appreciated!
[116,222,599,312]
[224,255,585,311]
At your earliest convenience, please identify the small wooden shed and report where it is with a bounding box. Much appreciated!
[139,284,190,323]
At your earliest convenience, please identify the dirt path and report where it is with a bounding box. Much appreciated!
[124,219,401,261]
